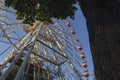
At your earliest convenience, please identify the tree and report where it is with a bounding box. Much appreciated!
[78,0,120,80]
[5,0,77,25]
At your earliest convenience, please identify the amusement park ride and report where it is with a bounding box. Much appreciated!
[0,1,90,80]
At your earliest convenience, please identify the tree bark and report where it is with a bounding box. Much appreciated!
[79,0,120,80]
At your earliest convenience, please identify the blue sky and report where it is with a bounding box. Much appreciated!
[67,5,94,80]
[0,3,94,80]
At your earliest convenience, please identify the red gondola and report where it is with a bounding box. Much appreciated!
[66,22,71,27]
[80,53,85,59]
[82,62,88,68]
[83,71,89,77]
[78,45,83,50]
[71,29,75,34]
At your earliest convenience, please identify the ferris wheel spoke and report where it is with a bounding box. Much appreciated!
[53,40,82,79]
[49,27,70,41]
[0,1,90,79]
[0,6,16,15]
[0,40,11,44]
[46,26,82,67]
[47,38,82,79]
[39,42,67,63]
[45,27,64,63]
[0,46,11,56]
[23,62,31,80]
[62,64,78,80]
[0,19,9,25]
[10,23,43,80]
[52,35,82,64]
[48,26,79,51]
[32,52,58,65]
[48,34,79,64]
[68,60,82,80]
[0,27,37,72]
[1,28,19,49]
[1,36,21,41]
[46,27,67,54]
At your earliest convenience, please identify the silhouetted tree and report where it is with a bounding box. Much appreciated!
[78,0,120,80]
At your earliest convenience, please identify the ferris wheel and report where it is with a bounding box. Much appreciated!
[0,1,90,80]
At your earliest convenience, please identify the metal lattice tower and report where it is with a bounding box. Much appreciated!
[0,1,89,80]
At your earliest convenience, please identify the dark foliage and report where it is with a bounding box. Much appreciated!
[5,0,78,25]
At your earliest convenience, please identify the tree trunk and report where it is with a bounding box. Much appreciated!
[79,0,120,80]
